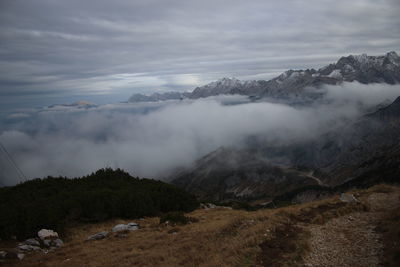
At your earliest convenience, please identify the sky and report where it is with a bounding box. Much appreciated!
[1,0,400,110]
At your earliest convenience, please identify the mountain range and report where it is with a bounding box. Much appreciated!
[163,51,400,203]
[129,51,400,103]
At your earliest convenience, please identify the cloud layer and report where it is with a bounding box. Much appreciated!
[1,0,400,109]
[1,82,400,185]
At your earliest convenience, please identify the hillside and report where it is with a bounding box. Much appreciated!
[171,147,321,202]
[171,96,400,203]
[0,168,198,240]
[1,184,399,266]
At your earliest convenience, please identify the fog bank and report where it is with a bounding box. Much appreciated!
[1,82,400,185]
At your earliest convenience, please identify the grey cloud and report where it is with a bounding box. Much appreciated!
[1,82,400,185]
[1,0,400,109]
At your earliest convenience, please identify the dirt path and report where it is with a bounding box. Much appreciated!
[284,168,325,186]
[303,171,324,186]
[303,191,400,267]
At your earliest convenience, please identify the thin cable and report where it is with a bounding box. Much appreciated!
[0,141,26,182]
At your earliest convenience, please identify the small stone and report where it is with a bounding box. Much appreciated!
[24,238,40,246]
[87,231,108,241]
[339,193,358,203]
[18,244,40,251]
[0,251,7,259]
[207,203,217,209]
[127,222,139,231]
[53,239,64,248]
[17,253,25,260]
[38,229,59,240]
[43,239,52,247]
[112,224,129,232]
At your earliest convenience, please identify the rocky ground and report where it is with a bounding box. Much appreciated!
[1,184,399,267]
[303,191,400,267]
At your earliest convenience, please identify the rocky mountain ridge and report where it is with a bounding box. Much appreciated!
[129,51,400,103]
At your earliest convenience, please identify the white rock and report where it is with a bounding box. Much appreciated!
[38,229,58,240]
[200,203,217,209]
[17,253,25,260]
[340,193,358,203]
[0,251,7,259]
[207,203,217,209]
[112,224,129,232]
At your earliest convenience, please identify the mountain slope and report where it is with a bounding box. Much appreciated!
[171,147,319,202]
[171,96,400,202]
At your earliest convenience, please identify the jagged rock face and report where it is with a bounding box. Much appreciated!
[129,91,190,102]
[322,51,400,84]
[190,78,264,98]
[258,51,400,99]
[129,51,400,103]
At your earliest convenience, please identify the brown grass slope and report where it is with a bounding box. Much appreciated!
[1,184,399,267]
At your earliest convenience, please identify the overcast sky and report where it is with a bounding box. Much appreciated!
[1,0,399,110]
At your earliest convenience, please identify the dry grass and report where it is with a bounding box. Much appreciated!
[1,184,399,267]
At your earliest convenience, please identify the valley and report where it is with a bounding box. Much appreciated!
[1,1,400,266]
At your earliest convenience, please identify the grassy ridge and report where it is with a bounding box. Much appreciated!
[0,168,199,239]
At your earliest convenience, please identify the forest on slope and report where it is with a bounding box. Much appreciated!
[0,168,199,239]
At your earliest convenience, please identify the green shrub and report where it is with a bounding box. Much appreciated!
[0,168,199,239]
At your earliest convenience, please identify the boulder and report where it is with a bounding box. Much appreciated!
[18,244,40,251]
[112,224,129,232]
[87,231,108,241]
[23,238,40,246]
[38,229,59,240]
[42,238,63,248]
[111,223,139,232]
[340,193,358,203]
